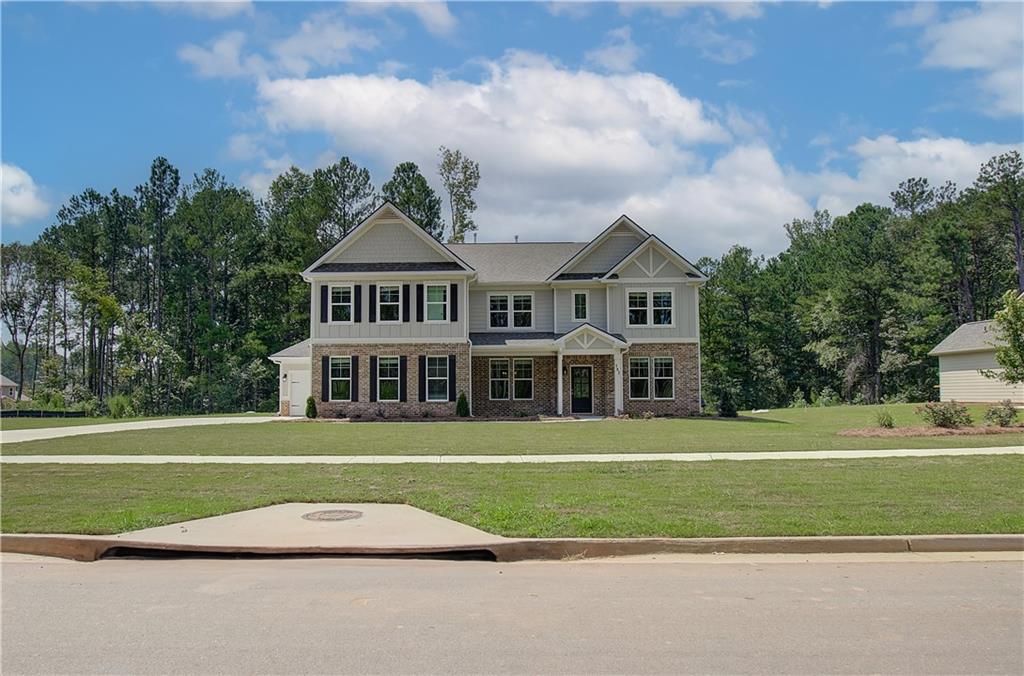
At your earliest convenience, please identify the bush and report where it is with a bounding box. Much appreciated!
[456,391,470,417]
[717,389,738,418]
[916,401,973,429]
[106,394,133,419]
[642,410,656,420]
[875,409,895,429]
[789,389,808,408]
[305,396,317,419]
[983,400,1019,427]
[815,386,840,407]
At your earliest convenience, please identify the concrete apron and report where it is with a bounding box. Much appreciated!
[2,503,1022,562]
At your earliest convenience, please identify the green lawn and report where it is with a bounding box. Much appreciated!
[2,456,1021,536]
[0,412,263,431]
[3,404,1019,455]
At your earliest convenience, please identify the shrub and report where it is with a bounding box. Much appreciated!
[815,386,840,407]
[983,400,1019,427]
[305,396,317,419]
[421,409,433,418]
[642,410,656,420]
[456,391,470,417]
[789,389,808,408]
[916,401,972,429]
[717,389,738,418]
[106,394,133,419]
[875,409,895,429]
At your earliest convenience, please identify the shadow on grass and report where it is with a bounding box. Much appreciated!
[694,415,792,425]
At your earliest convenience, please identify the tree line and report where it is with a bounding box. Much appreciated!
[1,147,1020,415]
[698,151,1023,409]
[0,150,480,413]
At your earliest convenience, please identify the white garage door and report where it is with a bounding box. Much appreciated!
[288,372,311,416]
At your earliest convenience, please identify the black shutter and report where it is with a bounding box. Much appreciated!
[448,354,456,402]
[369,356,377,402]
[351,355,359,402]
[368,284,377,323]
[320,285,328,323]
[399,356,408,402]
[418,355,427,402]
[321,355,329,402]
[416,284,424,322]
[450,283,458,322]
[354,285,362,323]
[402,284,411,323]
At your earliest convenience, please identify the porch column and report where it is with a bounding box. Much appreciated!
[613,349,624,415]
[556,350,564,415]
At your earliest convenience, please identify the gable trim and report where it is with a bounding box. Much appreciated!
[602,235,707,281]
[554,322,628,348]
[545,215,649,281]
[302,201,475,277]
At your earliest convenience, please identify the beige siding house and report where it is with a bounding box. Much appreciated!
[269,202,707,418]
[929,321,1023,404]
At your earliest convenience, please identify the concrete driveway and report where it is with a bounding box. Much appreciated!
[0,416,282,444]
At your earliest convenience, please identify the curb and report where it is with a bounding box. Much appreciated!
[3,533,1022,563]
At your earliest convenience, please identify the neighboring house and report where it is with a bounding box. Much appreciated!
[929,321,1023,404]
[269,202,706,418]
[1,374,18,400]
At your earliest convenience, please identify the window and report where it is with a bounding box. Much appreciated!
[513,294,533,328]
[425,356,448,401]
[377,356,400,401]
[489,359,510,399]
[653,357,674,399]
[513,358,533,400]
[425,284,448,322]
[629,357,650,399]
[329,356,351,401]
[489,295,509,328]
[627,290,674,327]
[572,291,588,321]
[488,293,534,329]
[378,285,401,322]
[653,291,673,326]
[330,286,352,323]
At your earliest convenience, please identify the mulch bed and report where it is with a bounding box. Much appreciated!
[838,425,1024,438]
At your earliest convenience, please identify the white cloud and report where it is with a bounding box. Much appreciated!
[888,2,937,28]
[546,2,593,20]
[796,135,1020,217]
[178,30,267,79]
[717,78,751,88]
[585,26,641,73]
[620,2,763,21]
[240,154,297,197]
[271,12,379,77]
[158,1,253,20]
[1,163,51,227]
[680,15,756,64]
[348,2,457,37]
[910,3,1023,117]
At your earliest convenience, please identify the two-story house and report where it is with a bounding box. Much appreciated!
[269,202,706,418]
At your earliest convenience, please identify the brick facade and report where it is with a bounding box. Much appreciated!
[471,356,558,417]
[311,342,471,418]
[561,354,616,416]
[621,343,700,416]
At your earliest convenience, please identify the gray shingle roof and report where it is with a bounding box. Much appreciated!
[448,242,587,283]
[312,262,465,273]
[269,339,311,359]
[0,374,17,387]
[929,321,1005,356]
[470,332,560,345]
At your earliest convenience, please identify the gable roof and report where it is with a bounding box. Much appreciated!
[929,321,1005,356]
[447,242,587,283]
[554,323,628,348]
[546,215,649,281]
[603,234,707,281]
[0,374,17,387]
[269,339,311,360]
[303,201,474,276]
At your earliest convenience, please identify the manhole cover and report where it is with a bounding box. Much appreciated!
[301,509,363,522]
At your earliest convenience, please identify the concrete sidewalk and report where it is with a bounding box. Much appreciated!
[0,415,283,444]
[1,445,1020,464]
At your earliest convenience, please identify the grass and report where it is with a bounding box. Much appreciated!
[3,404,1019,455]
[1,456,1021,536]
[0,412,263,431]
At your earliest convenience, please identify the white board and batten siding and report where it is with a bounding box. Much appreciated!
[554,287,608,333]
[313,283,466,340]
[938,351,1023,404]
[468,287,554,332]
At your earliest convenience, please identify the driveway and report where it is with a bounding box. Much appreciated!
[0,416,282,444]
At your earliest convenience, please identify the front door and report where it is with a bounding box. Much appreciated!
[570,366,593,415]
[288,376,309,416]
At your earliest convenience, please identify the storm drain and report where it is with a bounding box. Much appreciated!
[300,509,364,522]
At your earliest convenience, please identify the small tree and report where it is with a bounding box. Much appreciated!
[456,391,470,417]
[717,388,738,418]
[987,290,1024,384]
[305,395,317,419]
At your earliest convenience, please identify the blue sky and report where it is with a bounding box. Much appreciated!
[2,1,1022,257]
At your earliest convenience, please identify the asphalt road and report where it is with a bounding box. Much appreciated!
[3,554,1022,675]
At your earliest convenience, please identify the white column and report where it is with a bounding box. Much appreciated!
[556,350,564,416]
[613,349,624,415]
